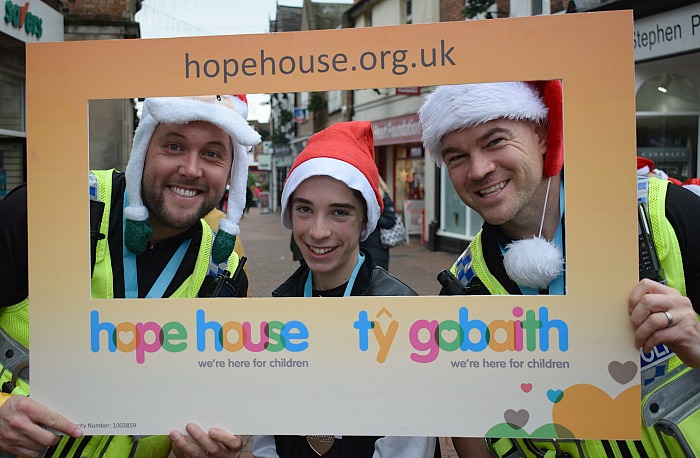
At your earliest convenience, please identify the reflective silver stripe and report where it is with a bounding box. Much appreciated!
[642,366,700,427]
[0,326,29,384]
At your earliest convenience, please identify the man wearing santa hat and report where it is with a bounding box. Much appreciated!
[252,121,438,458]
[0,95,260,458]
[419,81,700,458]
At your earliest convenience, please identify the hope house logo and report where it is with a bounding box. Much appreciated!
[90,310,309,364]
[90,306,569,364]
[4,1,43,38]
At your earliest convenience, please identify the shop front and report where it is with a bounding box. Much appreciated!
[372,113,425,236]
[1,0,63,198]
[633,2,700,181]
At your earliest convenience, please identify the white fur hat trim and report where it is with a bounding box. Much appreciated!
[125,96,261,251]
[419,81,548,164]
[636,165,651,176]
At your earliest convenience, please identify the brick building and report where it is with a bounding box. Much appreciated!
[62,0,142,173]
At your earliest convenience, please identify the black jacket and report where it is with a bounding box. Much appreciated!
[269,249,428,458]
[272,249,416,298]
[360,193,396,271]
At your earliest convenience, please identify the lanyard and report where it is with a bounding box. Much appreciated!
[304,252,365,297]
[500,180,565,295]
[122,192,190,298]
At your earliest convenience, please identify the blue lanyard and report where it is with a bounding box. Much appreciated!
[122,192,190,298]
[304,252,365,297]
[500,180,565,295]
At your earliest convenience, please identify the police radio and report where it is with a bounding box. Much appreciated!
[198,257,249,298]
[638,202,664,283]
[437,269,488,295]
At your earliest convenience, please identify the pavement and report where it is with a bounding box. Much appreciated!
[234,206,460,457]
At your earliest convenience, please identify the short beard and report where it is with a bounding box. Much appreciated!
[142,184,220,231]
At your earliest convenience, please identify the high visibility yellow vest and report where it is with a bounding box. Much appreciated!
[0,169,242,458]
[91,169,241,298]
[453,177,696,458]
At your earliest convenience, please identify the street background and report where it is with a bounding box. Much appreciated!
[235,205,460,456]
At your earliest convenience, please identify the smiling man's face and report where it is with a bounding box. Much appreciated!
[440,118,548,232]
[142,121,233,241]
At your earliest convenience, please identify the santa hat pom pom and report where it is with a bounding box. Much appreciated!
[124,219,153,255]
[503,237,564,290]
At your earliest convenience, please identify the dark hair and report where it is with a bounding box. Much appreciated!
[352,188,368,225]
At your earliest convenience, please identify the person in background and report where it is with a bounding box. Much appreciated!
[360,175,397,271]
[252,121,438,458]
[289,233,305,265]
[0,95,260,458]
[637,155,683,185]
[682,177,700,196]
[419,80,700,458]
[254,183,263,206]
[245,185,255,215]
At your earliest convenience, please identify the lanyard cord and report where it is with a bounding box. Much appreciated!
[304,252,365,297]
[499,179,565,295]
[122,192,190,298]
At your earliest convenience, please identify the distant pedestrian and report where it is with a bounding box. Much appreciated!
[254,184,263,207]
[245,185,255,214]
[289,233,304,265]
[360,175,396,270]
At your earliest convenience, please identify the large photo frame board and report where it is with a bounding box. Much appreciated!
[26,11,640,439]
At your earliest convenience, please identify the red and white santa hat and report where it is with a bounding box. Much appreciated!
[124,95,261,264]
[419,80,564,177]
[280,121,383,241]
[420,81,565,290]
[637,156,655,176]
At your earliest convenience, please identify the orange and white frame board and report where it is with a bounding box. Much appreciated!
[26,11,640,439]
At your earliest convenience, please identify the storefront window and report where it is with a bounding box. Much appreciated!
[394,144,425,236]
[440,168,483,240]
[394,147,424,206]
[636,73,699,180]
[0,71,25,133]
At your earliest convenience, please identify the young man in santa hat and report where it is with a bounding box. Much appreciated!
[252,121,438,458]
[0,95,260,458]
[419,81,700,458]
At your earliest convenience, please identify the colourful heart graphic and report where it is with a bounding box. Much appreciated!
[504,409,529,429]
[547,389,564,403]
[608,361,638,385]
[520,383,532,393]
[552,384,639,438]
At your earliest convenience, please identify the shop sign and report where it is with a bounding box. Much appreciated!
[262,141,273,154]
[634,3,700,61]
[396,86,421,96]
[4,0,43,39]
[293,107,308,123]
[258,153,272,171]
[371,114,422,146]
